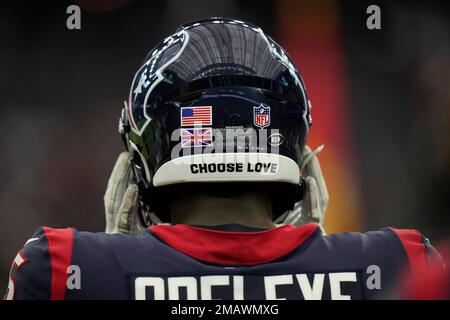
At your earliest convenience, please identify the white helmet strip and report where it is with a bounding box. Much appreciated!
[153,153,300,187]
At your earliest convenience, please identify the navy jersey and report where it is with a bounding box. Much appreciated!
[3,223,440,300]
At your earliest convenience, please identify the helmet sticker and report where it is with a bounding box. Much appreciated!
[181,128,213,148]
[253,104,271,129]
[180,106,212,127]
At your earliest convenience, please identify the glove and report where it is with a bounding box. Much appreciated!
[278,145,329,226]
[300,145,329,225]
[104,152,145,235]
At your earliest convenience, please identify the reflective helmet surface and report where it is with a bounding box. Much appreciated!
[124,18,312,222]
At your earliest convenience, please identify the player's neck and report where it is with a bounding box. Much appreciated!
[170,193,275,229]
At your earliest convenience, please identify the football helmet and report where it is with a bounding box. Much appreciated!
[119,18,312,224]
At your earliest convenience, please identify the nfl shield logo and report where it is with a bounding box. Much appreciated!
[253,104,271,129]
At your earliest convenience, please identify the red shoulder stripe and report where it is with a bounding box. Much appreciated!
[390,228,427,275]
[43,227,74,300]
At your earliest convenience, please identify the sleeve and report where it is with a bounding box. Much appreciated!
[390,229,449,299]
[3,226,74,300]
[389,228,444,276]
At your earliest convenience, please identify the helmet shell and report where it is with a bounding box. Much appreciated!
[125,18,311,219]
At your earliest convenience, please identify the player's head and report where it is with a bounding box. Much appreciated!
[119,18,312,225]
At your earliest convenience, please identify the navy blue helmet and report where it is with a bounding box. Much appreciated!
[119,18,312,224]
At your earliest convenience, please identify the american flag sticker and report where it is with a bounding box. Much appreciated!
[181,128,213,148]
[180,106,212,126]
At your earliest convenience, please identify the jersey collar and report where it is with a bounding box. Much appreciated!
[149,223,319,266]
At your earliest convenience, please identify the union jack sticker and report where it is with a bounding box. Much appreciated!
[181,128,213,148]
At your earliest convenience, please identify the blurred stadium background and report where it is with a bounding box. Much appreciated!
[1,0,449,287]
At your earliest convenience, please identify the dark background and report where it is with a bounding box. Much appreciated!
[1,0,449,288]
